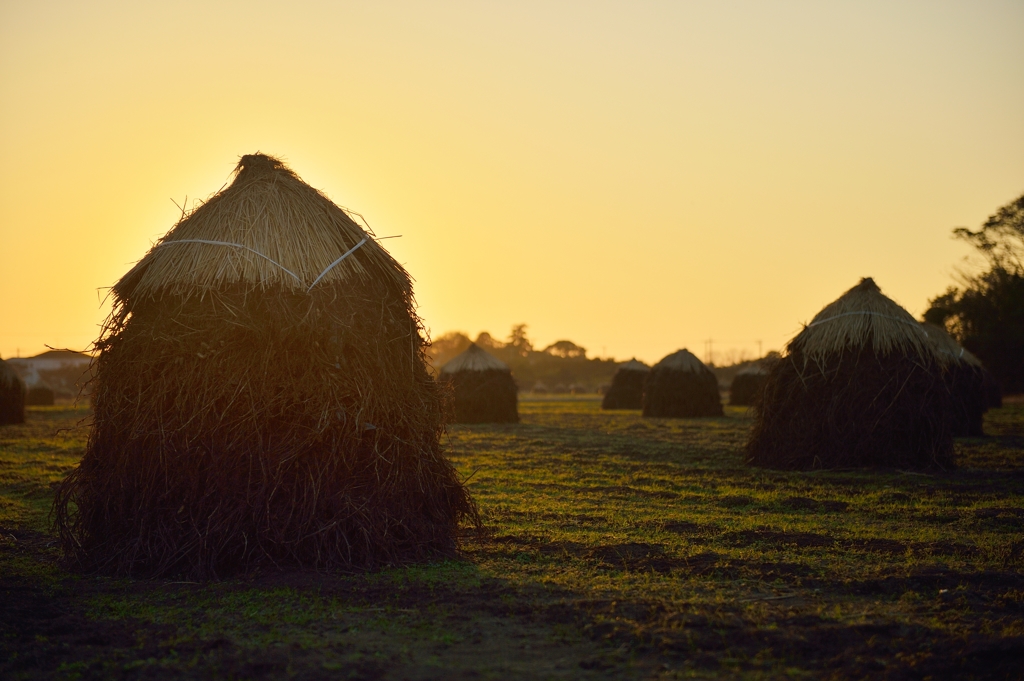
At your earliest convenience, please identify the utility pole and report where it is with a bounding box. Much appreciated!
[705,338,714,365]
[757,339,762,358]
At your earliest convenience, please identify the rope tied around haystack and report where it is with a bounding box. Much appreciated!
[153,236,370,292]
[306,237,369,291]
[806,310,923,329]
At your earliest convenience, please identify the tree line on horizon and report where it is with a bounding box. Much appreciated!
[428,325,770,394]
[428,191,1024,397]
[427,325,619,394]
[926,191,1024,394]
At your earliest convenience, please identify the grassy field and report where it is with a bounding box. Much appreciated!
[1,398,1022,679]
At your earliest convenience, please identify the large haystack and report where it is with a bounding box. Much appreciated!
[921,322,988,437]
[729,359,773,407]
[747,278,954,470]
[439,343,518,423]
[601,359,649,410]
[53,153,476,578]
[0,358,25,425]
[643,349,722,417]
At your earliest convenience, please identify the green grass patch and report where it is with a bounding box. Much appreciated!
[2,399,1022,679]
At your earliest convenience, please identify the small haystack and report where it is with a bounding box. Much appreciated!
[747,278,954,470]
[0,358,25,425]
[921,323,988,437]
[643,349,722,417]
[601,359,650,410]
[729,360,772,407]
[53,153,476,578]
[439,343,518,423]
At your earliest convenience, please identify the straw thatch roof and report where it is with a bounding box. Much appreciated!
[920,323,982,367]
[0,358,25,425]
[790,278,941,364]
[746,277,955,470]
[54,153,476,578]
[116,154,405,302]
[653,349,709,373]
[617,359,650,373]
[440,343,509,374]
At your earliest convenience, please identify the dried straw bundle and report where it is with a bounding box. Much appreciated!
[746,278,955,470]
[643,350,722,418]
[0,359,25,425]
[439,344,518,423]
[729,362,771,407]
[921,323,988,436]
[53,154,476,578]
[601,359,649,410]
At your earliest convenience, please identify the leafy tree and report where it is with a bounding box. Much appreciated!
[428,323,618,392]
[543,340,587,359]
[426,331,472,369]
[926,192,1024,393]
[506,324,533,357]
[952,193,1024,274]
[474,332,503,350]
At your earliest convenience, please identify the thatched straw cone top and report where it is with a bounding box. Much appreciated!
[116,153,404,304]
[653,349,711,373]
[920,322,982,368]
[440,343,509,374]
[617,359,650,372]
[790,278,942,364]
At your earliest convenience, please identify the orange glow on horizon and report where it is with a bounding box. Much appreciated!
[2,1,1023,364]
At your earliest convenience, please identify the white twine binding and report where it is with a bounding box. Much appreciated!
[306,236,368,292]
[153,236,370,292]
[807,311,923,329]
[154,239,303,285]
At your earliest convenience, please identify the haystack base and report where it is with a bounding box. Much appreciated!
[602,371,646,410]
[729,373,766,407]
[54,286,476,579]
[643,369,722,418]
[946,364,986,437]
[443,370,518,424]
[746,348,954,470]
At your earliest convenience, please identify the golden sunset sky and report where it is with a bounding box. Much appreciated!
[2,1,1022,364]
